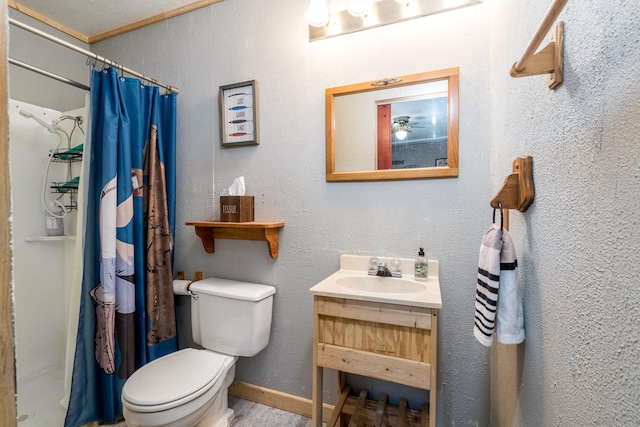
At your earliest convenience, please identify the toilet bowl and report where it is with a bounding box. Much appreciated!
[122,348,236,427]
[121,277,276,427]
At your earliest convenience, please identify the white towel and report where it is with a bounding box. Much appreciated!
[474,224,525,346]
[496,228,525,345]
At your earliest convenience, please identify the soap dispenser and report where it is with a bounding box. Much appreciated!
[415,247,428,281]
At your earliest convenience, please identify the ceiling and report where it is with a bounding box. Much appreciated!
[10,0,224,43]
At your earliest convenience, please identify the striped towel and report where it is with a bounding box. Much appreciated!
[474,224,502,346]
[474,224,525,346]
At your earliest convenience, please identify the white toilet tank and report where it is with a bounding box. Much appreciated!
[189,278,276,357]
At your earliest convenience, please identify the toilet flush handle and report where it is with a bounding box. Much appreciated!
[186,281,199,300]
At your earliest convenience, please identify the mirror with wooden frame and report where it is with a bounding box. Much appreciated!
[326,68,459,182]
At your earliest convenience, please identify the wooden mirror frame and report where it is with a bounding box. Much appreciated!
[326,68,459,182]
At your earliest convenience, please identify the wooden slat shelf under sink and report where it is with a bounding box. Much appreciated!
[327,386,429,427]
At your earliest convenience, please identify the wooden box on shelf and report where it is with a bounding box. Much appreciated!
[220,196,254,222]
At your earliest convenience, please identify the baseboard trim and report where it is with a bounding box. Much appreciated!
[229,380,334,422]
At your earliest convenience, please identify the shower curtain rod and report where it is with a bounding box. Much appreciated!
[9,57,91,91]
[9,17,180,94]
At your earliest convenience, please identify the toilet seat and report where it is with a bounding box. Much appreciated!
[122,348,234,413]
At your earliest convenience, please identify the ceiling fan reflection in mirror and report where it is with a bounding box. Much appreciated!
[392,115,423,140]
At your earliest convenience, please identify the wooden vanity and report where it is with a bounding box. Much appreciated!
[310,255,441,427]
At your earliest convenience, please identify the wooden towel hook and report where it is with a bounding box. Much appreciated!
[491,156,534,212]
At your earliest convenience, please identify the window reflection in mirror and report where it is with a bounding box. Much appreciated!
[327,68,459,182]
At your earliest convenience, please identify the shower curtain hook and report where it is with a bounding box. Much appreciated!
[86,56,98,70]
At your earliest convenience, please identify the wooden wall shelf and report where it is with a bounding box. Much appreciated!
[185,221,284,259]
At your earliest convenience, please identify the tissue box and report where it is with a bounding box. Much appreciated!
[220,196,254,222]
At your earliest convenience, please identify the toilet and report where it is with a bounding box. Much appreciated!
[121,277,276,427]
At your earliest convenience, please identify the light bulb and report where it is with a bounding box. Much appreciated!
[306,0,329,27]
[347,0,372,17]
[395,129,408,140]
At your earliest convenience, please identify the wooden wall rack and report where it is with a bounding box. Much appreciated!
[185,221,284,259]
[175,271,202,282]
[490,156,534,212]
[509,0,567,89]
[490,156,534,230]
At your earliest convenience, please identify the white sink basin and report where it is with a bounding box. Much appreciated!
[309,254,442,308]
[336,276,427,294]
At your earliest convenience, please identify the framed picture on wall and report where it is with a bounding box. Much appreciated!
[219,80,259,147]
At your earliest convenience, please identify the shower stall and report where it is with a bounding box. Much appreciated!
[10,98,86,425]
[8,5,92,424]
[7,10,179,425]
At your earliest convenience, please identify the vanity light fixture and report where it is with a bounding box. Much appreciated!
[347,0,373,17]
[307,0,482,41]
[305,0,375,27]
[305,0,329,27]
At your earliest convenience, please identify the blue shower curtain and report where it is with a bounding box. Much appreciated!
[65,67,178,426]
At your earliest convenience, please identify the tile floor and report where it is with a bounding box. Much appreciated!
[229,396,314,427]
[15,367,314,427]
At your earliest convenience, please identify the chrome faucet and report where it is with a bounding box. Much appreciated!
[368,257,402,278]
[376,263,393,277]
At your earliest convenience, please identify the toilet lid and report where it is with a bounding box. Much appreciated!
[122,348,233,408]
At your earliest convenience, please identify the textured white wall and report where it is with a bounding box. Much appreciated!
[89,0,640,425]
[488,1,640,426]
